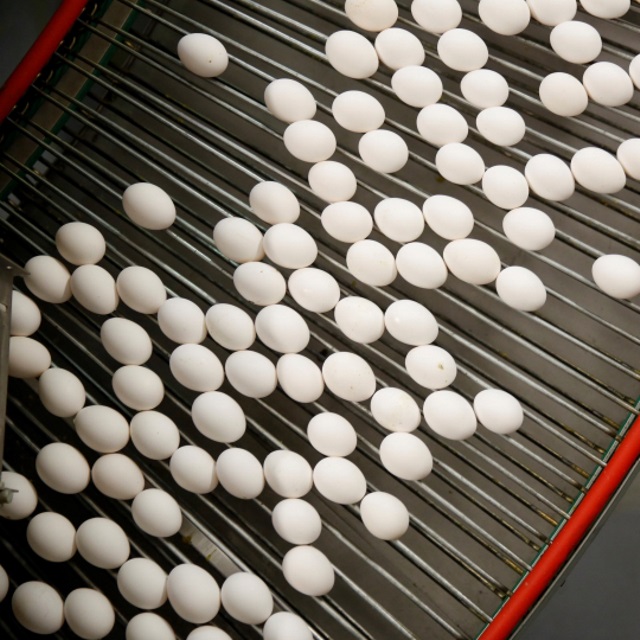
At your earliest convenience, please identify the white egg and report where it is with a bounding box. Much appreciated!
[264,78,316,123]
[167,565,220,624]
[495,266,547,311]
[391,65,442,108]
[130,411,180,460]
[583,62,634,107]
[360,492,410,540]
[0,565,7,602]
[539,72,588,117]
[405,344,457,389]
[91,453,145,500]
[527,0,576,25]
[322,351,377,402]
[56,222,106,265]
[423,390,477,440]
[249,181,300,225]
[71,264,119,314]
[39,367,85,417]
[308,161,357,203]
[437,29,488,72]
[502,207,556,251]
[192,391,246,442]
[592,254,640,299]
[422,194,473,240]
[370,387,421,432]
[10,290,41,336]
[187,627,232,640]
[116,266,167,314]
[170,446,218,493]
[460,69,509,108]
[375,27,425,70]
[234,262,287,306]
[8,336,50,378]
[205,303,255,351]
[334,296,385,344]
[288,267,341,313]
[263,223,318,269]
[283,120,336,163]
[332,91,385,132]
[478,0,530,35]
[359,129,409,174]
[263,612,313,640]
[112,365,165,411]
[26,512,76,562]
[76,517,130,569]
[263,450,313,498]
[64,588,115,640]
[276,353,325,403]
[313,456,367,504]
[221,573,273,625]
[384,299,438,346]
[225,350,277,398]
[101,317,152,365]
[170,343,224,392]
[272,498,322,544]
[131,489,182,537]
[213,217,264,264]
[126,613,175,640]
[435,143,485,185]
[12,582,64,635]
[482,166,529,210]
[0,472,37,520]
[416,103,468,148]
[345,0,399,31]
[474,389,524,434]
[443,238,501,285]
[24,255,72,303]
[617,138,640,180]
[117,558,168,610]
[410,0,462,33]
[396,242,448,289]
[122,182,176,230]
[579,0,630,19]
[216,448,265,499]
[177,33,228,77]
[524,154,575,201]
[282,546,335,596]
[570,147,626,194]
[630,55,640,89]
[158,297,207,344]
[476,107,526,147]
[325,30,379,79]
[307,412,357,456]
[321,201,373,243]
[549,21,602,64]
[346,239,397,286]
[379,432,433,481]
[36,442,90,494]
[74,405,129,453]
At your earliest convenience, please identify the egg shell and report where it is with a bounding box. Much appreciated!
[307,412,357,457]
[325,30,379,79]
[617,138,640,181]
[8,336,51,378]
[76,517,131,569]
[0,472,37,520]
[411,0,462,34]
[130,411,180,460]
[460,69,509,108]
[12,582,64,635]
[384,299,438,346]
[417,104,469,148]
[474,389,524,434]
[36,442,90,494]
[169,343,224,392]
[213,217,264,264]
[216,448,265,499]
[167,564,220,624]
[255,304,310,353]
[117,558,168,610]
[187,627,232,640]
[396,242,448,289]
[132,489,182,537]
[313,456,367,504]
[249,181,300,225]
[443,238,501,285]
[571,147,626,194]
[334,296,385,344]
[220,572,273,624]
[276,353,325,403]
[482,166,529,210]
[170,446,218,493]
[24,255,72,303]
[391,65,443,107]
[225,350,277,398]
[550,21,602,64]
[582,61,634,107]
[272,498,322,544]
[64,588,115,640]
[375,27,425,70]
[116,266,167,314]
[478,0,530,35]
[423,390,477,440]
[358,129,409,174]
[56,222,106,265]
[10,290,41,336]
[405,344,457,389]
[630,55,640,90]
[264,78,316,123]
[205,303,256,352]
[332,91,385,132]
[283,120,336,163]
[122,183,176,230]
[112,365,165,411]
[496,266,547,311]
[0,565,8,602]
[282,546,335,596]
[39,367,85,417]
[527,0,576,25]
[234,262,287,306]
[346,239,397,286]
[345,0,398,31]
[288,268,341,313]
[91,453,145,500]
[126,613,175,640]
[71,264,119,314]
[476,107,526,147]
[579,0,630,19]
[592,254,640,299]
[524,154,575,201]
[435,143,485,185]
[360,492,410,540]
[322,351,377,402]
[502,207,556,251]
[158,297,207,344]
[263,223,318,269]
[370,387,422,432]
[539,72,587,117]
[263,612,313,640]
[308,161,357,203]
[101,317,153,365]
[177,33,228,77]
[422,194,474,240]
[27,512,77,562]
[320,201,373,243]
[437,29,488,72]
[263,450,313,498]
[192,391,246,442]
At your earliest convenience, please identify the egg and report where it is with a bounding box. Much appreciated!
[288,267,341,313]
[117,558,168,610]
[476,107,526,147]
[579,0,630,19]
[571,147,626,194]
[630,55,640,89]
[405,344,457,389]
[282,546,335,596]
[495,266,547,311]
[346,239,397,286]
[272,498,322,544]
[416,104,468,148]
[276,353,325,403]
[474,389,524,434]
[213,217,264,264]
[205,303,255,350]
[422,195,474,240]
[126,613,175,640]
[325,30,379,79]
[0,472,37,520]
[64,588,115,640]
[122,182,176,230]
[460,69,509,108]
[255,304,310,353]
[538,72,588,117]
[158,297,207,344]
[437,29,488,72]
[39,367,85,416]
[234,262,287,306]
[263,223,318,269]
[592,254,640,299]
[345,0,399,31]
[216,448,265,499]
[167,565,220,624]
[225,350,277,398]
[263,612,313,640]
[10,290,41,336]
[70,264,119,314]
[423,390,477,440]
[527,0,576,25]
[478,0,530,35]
[375,27,425,70]
[36,442,90,494]
[307,412,357,456]
[396,242,448,289]
[192,391,246,442]
[0,565,8,601]
[76,517,131,569]
[332,90,385,132]
[582,61,634,107]
[384,299,438,346]
[221,572,273,624]
[101,317,153,365]
[249,181,300,225]
[313,456,367,504]
[524,154,575,201]
[321,201,373,243]
[27,512,77,562]
[91,453,145,500]
[502,207,556,251]
[112,365,165,411]
[617,138,640,180]
[169,344,224,392]
[24,255,72,303]
[170,446,218,493]
[334,296,385,344]
[131,489,183,537]
[482,166,529,210]
[391,65,443,107]
[308,161,357,203]
[177,33,228,77]
[322,351,377,402]
[358,129,409,173]
[264,78,316,123]
[8,336,50,378]
[435,143,485,185]
[549,21,602,64]
[12,582,64,634]
[187,627,233,640]
[283,120,336,163]
[370,387,421,432]
[56,221,106,265]
[410,0,462,34]
[263,450,313,498]
[116,266,167,314]
[359,492,410,540]
[443,238,501,285]
[130,411,180,460]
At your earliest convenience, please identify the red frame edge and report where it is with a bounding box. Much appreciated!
[481,413,640,640]
[0,0,88,123]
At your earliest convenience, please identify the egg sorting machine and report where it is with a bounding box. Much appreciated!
[0,0,639,638]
